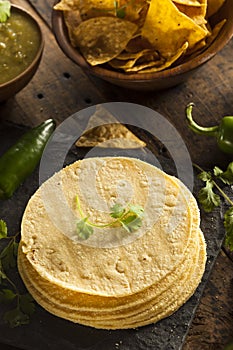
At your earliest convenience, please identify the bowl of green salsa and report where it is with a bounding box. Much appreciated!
[0,3,44,102]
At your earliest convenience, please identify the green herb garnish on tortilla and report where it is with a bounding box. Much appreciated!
[75,195,144,240]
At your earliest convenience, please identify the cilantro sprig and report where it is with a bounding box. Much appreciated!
[194,163,233,251]
[114,1,127,18]
[0,0,11,23]
[0,220,35,327]
[91,0,137,19]
[75,195,144,240]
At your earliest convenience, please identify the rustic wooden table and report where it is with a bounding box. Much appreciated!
[0,0,233,349]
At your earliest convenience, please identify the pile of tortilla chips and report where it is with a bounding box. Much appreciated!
[18,157,206,329]
[54,0,226,73]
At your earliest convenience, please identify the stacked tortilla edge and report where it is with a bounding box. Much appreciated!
[17,157,206,329]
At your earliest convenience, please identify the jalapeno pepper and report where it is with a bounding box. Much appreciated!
[0,118,56,199]
[186,103,233,155]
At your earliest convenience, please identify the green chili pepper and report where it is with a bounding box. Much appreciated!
[0,118,56,199]
[186,103,233,155]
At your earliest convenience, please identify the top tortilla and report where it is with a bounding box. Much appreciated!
[20,157,195,297]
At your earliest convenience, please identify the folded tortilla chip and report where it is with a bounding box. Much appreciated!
[76,105,146,148]
[141,0,207,58]
[72,16,138,65]
[172,0,202,5]
[207,0,226,17]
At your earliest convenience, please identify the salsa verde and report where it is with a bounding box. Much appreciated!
[0,8,41,84]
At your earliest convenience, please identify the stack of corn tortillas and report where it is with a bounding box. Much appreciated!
[18,157,206,329]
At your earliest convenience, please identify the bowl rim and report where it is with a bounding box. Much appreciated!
[0,4,44,88]
[52,0,233,82]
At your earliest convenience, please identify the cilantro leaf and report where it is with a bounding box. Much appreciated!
[128,204,144,218]
[214,162,233,185]
[76,218,94,240]
[120,204,144,232]
[0,219,7,239]
[0,0,11,23]
[114,0,126,18]
[120,215,142,233]
[197,170,221,212]
[0,240,18,270]
[0,289,16,303]
[0,220,36,327]
[110,204,125,218]
[116,7,126,18]
[198,170,212,182]
[0,290,36,327]
[213,166,223,177]
[195,163,233,251]
[3,307,30,328]
[198,180,221,212]
[224,207,233,250]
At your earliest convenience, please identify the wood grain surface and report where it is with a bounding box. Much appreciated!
[0,0,233,348]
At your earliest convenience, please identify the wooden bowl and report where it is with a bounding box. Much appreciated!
[52,0,233,91]
[0,5,44,102]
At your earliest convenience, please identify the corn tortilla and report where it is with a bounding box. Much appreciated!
[17,229,199,315]
[17,224,199,314]
[18,157,206,329]
[18,230,205,329]
[20,158,193,296]
[17,179,200,314]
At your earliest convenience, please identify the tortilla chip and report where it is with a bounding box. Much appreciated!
[207,0,226,18]
[141,0,207,58]
[63,11,82,47]
[76,105,146,148]
[115,0,148,22]
[80,0,118,19]
[54,0,77,11]
[125,35,155,53]
[128,41,189,73]
[71,16,138,65]
[184,38,207,57]
[108,49,160,70]
[206,18,227,45]
[174,1,208,26]
[172,0,202,5]
[186,18,226,57]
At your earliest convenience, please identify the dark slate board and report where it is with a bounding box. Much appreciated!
[0,122,227,350]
